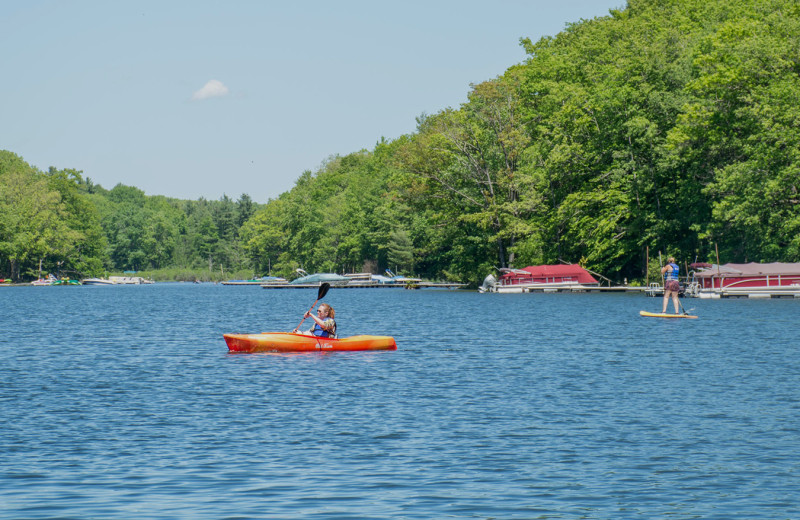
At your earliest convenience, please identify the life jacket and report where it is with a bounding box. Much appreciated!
[312,319,336,338]
[665,262,679,281]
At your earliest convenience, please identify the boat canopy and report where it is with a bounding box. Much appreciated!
[498,264,599,285]
[694,262,800,278]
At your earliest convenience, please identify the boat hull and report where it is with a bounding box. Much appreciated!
[494,282,597,293]
[224,332,397,353]
[639,311,698,319]
[81,278,116,285]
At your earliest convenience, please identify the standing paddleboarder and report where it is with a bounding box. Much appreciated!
[661,256,681,314]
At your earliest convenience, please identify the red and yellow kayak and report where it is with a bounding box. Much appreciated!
[224,332,397,353]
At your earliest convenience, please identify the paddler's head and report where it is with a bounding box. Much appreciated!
[318,303,334,319]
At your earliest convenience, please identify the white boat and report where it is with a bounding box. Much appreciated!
[222,276,287,286]
[31,274,57,286]
[383,269,422,283]
[341,271,425,288]
[108,276,154,285]
[81,278,116,285]
[289,272,350,285]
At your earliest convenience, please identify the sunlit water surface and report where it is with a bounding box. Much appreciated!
[1,284,798,519]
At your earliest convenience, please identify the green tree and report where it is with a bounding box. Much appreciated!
[397,69,532,275]
[194,215,219,270]
[665,4,800,261]
[0,152,107,280]
[386,229,414,273]
[46,167,108,276]
[236,194,256,228]
[240,196,290,275]
[0,168,71,279]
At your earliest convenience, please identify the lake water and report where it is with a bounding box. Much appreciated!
[1,283,798,519]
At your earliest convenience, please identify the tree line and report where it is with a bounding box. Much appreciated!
[0,150,258,281]
[242,0,800,285]
[3,0,799,284]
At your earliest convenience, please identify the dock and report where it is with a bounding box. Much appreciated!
[694,288,800,299]
[259,282,466,290]
[508,286,650,294]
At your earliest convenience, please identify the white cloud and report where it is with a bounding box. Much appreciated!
[192,79,229,100]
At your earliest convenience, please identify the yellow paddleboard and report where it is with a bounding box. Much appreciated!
[640,310,698,319]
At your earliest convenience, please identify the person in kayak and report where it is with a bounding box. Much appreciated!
[661,256,681,314]
[293,303,337,337]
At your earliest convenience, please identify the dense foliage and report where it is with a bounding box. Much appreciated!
[241,0,800,284]
[3,0,799,284]
[0,150,259,280]
[240,147,416,277]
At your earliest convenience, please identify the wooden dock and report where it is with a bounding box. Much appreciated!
[516,286,650,294]
[259,282,466,290]
[695,288,800,299]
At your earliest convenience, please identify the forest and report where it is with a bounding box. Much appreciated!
[0,151,258,281]
[2,0,799,285]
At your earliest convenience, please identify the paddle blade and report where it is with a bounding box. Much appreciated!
[318,282,331,300]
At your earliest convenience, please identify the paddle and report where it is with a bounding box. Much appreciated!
[293,282,331,333]
[677,296,691,316]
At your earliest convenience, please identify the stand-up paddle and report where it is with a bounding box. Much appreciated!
[294,282,331,332]
[677,296,691,316]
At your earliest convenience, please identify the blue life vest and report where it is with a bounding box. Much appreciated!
[665,262,679,281]
[312,319,336,338]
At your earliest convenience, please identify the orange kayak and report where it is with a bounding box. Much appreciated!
[224,332,397,353]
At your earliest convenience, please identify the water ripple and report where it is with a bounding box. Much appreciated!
[1,285,799,518]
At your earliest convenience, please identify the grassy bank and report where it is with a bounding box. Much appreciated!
[117,268,262,283]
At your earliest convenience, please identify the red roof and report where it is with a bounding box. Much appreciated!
[499,264,599,284]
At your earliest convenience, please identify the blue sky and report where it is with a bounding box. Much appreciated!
[1,1,624,203]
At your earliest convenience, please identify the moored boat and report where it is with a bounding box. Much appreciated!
[343,271,424,288]
[81,277,116,285]
[480,264,600,293]
[689,262,800,298]
[31,274,58,286]
[108,275,154,284]
[224,332,397,353]
[222,276,288,286]
[289,272,350,285]
[381,269,423,286]
[51,278,81,285]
